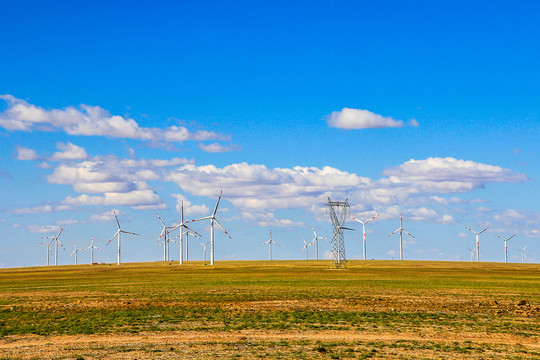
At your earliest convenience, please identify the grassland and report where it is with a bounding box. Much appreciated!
[0,260,538,359]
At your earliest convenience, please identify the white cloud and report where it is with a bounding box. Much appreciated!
[383,157,528,183]
[326,108,409,129]
[165,162,370,210]
[171,193,210,216]
[28,224,62,234]
[15,146,38,160]
[51,142,88,161]
[240,211,304,228]
[198,142,241,153]
[63,189,162,208]
[0,94,229,143]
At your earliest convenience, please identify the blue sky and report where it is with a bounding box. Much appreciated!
[1,0,538,267]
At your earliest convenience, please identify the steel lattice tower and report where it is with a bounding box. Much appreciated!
[326,197,350,269]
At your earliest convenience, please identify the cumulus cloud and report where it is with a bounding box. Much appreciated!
[383,157,528,183]
[198,142,242,153]
[241,211,304,228]
[165,162,370,210]
[51,142,88,161]
[0,94,229,143]
[171,193,210,216]
[11,203,73,214]
[326,108,415,129]
[15,146,38,160]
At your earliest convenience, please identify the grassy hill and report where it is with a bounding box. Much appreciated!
[0,260,539,358]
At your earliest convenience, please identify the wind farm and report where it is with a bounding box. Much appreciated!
[1,1,539,358]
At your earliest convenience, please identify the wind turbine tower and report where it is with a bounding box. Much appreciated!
[326,198,352,269]
[71,241,85,265]
[197,240,211,261]
[467,248,475,262]
[310,226,327,260]
[167,201,200,265]
[388,214,415,260]
[349,213,380,260]
[497,234,515,263]
[301,237,312,260]
[519,245,527,263]
[466,226,489,262]
[38,242,53,266]
[262,229,280,260]
[86,236,100,265]
[42,225,65,266]
[191,190,231,266]
[106,212,139,265]
[156,212,175,261]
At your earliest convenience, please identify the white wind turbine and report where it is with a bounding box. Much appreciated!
[349,213,380,260]
[85,236,100,265]
[262,229,280,260]
[156,212,175,262]
[197,240,211,261]
[519,245,527,263]
[71,241,86,265]
[465,226,489,262]
[105,212,139,265]
[190,190,231,266]
[310,226,327,261]
[388,214,414,260]
[301,237,313,260]
[496,234,515,263]
[38,241,53,266]
[42,225,65,266]
[467,248,475,262]
[167,201,201,265]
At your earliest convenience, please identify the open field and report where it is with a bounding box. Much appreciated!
[0,260,539,359]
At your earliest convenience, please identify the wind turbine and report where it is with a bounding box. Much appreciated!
[38,241,53,266]
[519,245,527,263]
[190,190,231,266]
[388,214,414,260]
[156,212,175,262]
[85,236,100,265]
[467,248,475,262]
[465,226,489,262]
[496,234,515,263]
[42,225,65,266]
[349,213,380,260]
[70,241,85,265]
[105,211,139,265]
[301,238,313,260]
[262,229,280,260]
[310,226,327,260]
[167,201,201,265]
[197,240,211,261]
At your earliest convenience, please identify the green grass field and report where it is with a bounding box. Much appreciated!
[0,260,538,359]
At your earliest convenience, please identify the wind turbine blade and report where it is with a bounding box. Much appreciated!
[121,230,139,236]
[262,240,270,246]
[364,213,381,225]
[478,227,489,235]
[56,225,64,238]
[213,218,232,239]
[388,228,402,236]
[340,227,356,231]
[114,212,121,229]
[156,212,166,227]
[465,226,476,234]
[106,230,120,246]
[348,214,364,224]
[189,216,211,222]
[311,226,317,236]
[212,190,223,216]
[403,230,415,238]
